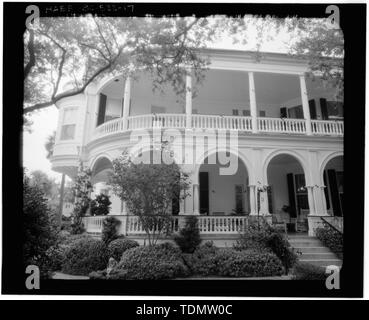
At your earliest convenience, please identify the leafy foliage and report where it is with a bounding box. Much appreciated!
[109,150,190,245]
[90,193,111,216]
[234,219,298,273]
[101,216,122,244]
[109,243,189,280]
[315,224,343,259]
[292,262,327,280]
[62,237,108,275]
[70,162,93,234]
[107,238,139,261]
[174,216,201,253]
[23,172,59,277]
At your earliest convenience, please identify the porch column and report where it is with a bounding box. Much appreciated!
[248,185,257,215]
[193,183,200,215]
[313,185,329,216]
[179,189,185,215]
[121,200,127,215]
[185,69,192,128]
[259,189,270,215]
[299,74,312,135]
[320,185,329,215]
[248,72,258,133]
[306,186,316,215]
[122,76,131,131]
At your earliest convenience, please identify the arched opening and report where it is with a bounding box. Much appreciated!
[198,152,250,215]
[267,153,309,233]
[322,155,343,217]
[90,157,122,215]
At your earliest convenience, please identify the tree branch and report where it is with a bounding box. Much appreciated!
[24,29,35,80]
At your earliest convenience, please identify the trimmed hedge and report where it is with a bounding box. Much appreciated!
[62,238,108,275]
[174,216,201,253]
[109,243,189,280]
[292,262,327,280]
[184,242,284,277]
[107,238,139,261]
[315,226,343,259]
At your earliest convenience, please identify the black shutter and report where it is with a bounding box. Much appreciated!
[199,172,209,215]
[323,170,330,209]
[97,93,107,126]
[328,169,342,216]
[287,173,297,217]
[171,180,180,216]
[320,98,329,120]
[309,99,317,119]
[280,107,287,118]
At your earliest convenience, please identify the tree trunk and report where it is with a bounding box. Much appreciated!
[58,173,66,228]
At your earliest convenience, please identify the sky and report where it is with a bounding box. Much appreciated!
[22,18,295,183]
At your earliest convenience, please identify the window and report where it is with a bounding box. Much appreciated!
[242,110,250,116]
[295,174,309,210]
[327,101,344,120]
[259,110,266,117]
[104,98,121,122]
[235,185,244,214]
[267,186,273,213]
[336,171,344,208]
[288,105,304,119]
[232,109,239,116]
[60,108,77,140]
[151,105,166,113]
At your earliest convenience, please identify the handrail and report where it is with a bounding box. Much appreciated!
[320,217,343,235]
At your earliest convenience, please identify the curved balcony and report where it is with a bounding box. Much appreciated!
[90,113,344,141]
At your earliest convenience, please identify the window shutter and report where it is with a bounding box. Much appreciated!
[287,173,297,217]
[320,98,329,120]
[280,107,287,118]
[199,172,209,215]
[323,170,330,209]
[97,93,107,126]
[309,99,317,119]
[328,169,342,216]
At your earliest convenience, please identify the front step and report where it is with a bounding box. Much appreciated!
[288,235,342,268]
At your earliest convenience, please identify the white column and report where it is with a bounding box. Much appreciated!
[179,189,185,215]
[320,186,329,215]
[248,185,257,215]
[260,190,270,215]
[185,69,192,128]
[193,183,199,215]
[299,74,312,135]
[306,186,316,215]
[122,76,131,131]
[248,72,258,133]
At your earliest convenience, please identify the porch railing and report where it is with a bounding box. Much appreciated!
[82,215,249,235]
[91,113,344,140]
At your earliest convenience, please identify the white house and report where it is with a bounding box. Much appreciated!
[50,49,343,237]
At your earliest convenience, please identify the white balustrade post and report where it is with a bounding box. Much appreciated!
[193,183,200,215]
[299,74,312,135]
[248,72,258,133]
[122,76,131,131]
[185,68,192,129]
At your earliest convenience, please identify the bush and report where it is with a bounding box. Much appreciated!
[107,238,139,261]
[292,262,327,280]
[111,243,189,280]
[62,238,108,275]
[315,225,343,259]
[186,242,284,277]
[174,216,201,253]
[234,219,298,274]
[44,245,66,272]
[91,194,111,216]
[23,173,59,278]
[102,216,122,244]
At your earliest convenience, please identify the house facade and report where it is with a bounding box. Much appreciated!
[50,49,343,237]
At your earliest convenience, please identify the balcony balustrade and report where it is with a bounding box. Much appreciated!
[91,113,343,141]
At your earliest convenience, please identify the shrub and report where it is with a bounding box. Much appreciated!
[107,238,139,261]
[234,219,298,274]
[292,262,327,280]
[44,245,66,272]
[315,225,343,259]
[186,241,220,275]
[174,216,201,253]
[102,216,122,244]
[216,249,284,277]
[23,173,59,278]
[111,242,189,280]
[62,238,108,275]
[91,194,111,216]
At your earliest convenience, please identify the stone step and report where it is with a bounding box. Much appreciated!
[299,252,337,260]
[292,246,332,253]
[299,259,342,268]
[289,241,323,247]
